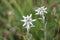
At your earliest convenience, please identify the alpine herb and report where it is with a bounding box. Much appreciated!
[21,14,36,40]
[35,6,47,40]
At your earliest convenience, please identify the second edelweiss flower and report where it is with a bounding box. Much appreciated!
[35,6,47,40]
[35,6,47,16]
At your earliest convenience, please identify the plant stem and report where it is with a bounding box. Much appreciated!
[26,24,30,40]
[42,16,47,40]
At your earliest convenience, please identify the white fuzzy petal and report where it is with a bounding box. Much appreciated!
[35,9,38,12]
[45,7,47,10]
[30,14,32,17]
[41,6,45,9]
[44,11,47,13]
[32,19,36,22]
[30,22,33,25]
[23,23,26,26]
[38,18,42,20]
[21,20,26,22]
[23,16,26,18]
[27,15,30,18]
[35,13,39,15]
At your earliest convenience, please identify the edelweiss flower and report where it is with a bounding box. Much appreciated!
[21,14,36,27]
[35,6,47,16]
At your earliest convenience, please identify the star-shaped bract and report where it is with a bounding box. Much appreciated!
[35,6,47,16]
[21,14,36,29]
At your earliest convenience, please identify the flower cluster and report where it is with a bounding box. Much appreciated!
[21,6,47,28]
[21,6,47,40]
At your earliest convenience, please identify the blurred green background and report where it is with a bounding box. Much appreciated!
[0,0,60,40]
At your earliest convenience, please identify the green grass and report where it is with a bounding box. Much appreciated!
[0,0,60,40]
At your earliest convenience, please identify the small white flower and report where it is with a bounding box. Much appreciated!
[21,14,36,27]
[35,6,47,16]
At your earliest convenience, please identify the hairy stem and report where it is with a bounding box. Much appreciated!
[42,16,47,40]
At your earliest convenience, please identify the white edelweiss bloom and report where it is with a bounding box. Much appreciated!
[21,14,36,27]
[35,6,47,16]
